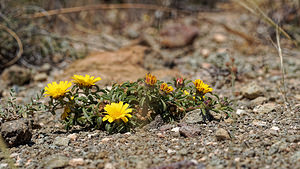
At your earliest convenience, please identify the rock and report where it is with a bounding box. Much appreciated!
[167,149,176,155]
[104,163,116,169]
[9,153,19,158]
[144,115,165,130]
[42,155,69,169]
[224,118,234,124]
[160,23,198,48]
[250,97,268,106]
[178,149,188,155]
[149,160,203,169]
[253,103,276,114]
[270,126,280,131]
[40,63,52,73]
[236,109,247,115]
[215,128,231,141]
[67,133,78,141]
[101,138,112,143]
[241,82,264,99]
[210,111,222,120]
[157,132,165,138]
[1,65,31,86]
[269,141,284,155]
[0,163,8,169]
[200,48,210,58]
[287,136,300,143]
[0,81,4,97]
[252,120,267,127]
[53,137,70,146]
[265,128,279,136]
[69,158,84,166]
[33,73,48,82]
[159,124,174,131]
[125,23,140,39]
[295,94,300,101]
[171,127,180,133]
[171,127,180,137]
[181,109,203,124]
[59,45,147,84]
[213,33,227,43]
[291,151,300,163]
[1,119,32,147]
[179,126,201,138]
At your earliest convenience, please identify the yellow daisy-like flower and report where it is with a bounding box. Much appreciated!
[102,102,133,123]
[72,74,101,87]
[193,79,213,94]
[184,90,190,95]
[44,81,72,99]
[145,73,157,86]
[160,83,174,93]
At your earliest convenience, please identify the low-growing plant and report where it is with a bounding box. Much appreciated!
[0,88,45,122]
[43,73,233,133]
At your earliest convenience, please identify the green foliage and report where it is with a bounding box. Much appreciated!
[0,88,45,121]
[44,75,233,134]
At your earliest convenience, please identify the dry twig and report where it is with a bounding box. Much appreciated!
[29,3,189,18]
[234,0,297,46]
[0,24,23,68]
[275,26,289,106]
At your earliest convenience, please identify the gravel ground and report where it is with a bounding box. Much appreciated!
[2,95,299,169]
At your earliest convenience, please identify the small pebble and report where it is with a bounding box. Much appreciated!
[69,158,85,166]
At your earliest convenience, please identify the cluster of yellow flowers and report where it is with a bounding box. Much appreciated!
[44,74,102,99]
[44,73,213,125]
[44,74,132,124]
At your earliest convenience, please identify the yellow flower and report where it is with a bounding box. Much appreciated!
[160,83,174,93]
[184,90,190,95]
[44,81,72,99]
[102,102,133,123]
[145,73,157,86]
[72,74,101,87]
[193,79,213,94]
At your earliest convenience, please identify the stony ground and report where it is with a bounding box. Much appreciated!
[1,2,300,169]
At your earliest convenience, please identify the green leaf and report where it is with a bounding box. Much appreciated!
[140,97,146,107]
[83,108,93,124]
[161,99,167,111]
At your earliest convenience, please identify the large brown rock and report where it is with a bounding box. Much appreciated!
[1,118,32,147]
[241,82,264,99]
[1,65,31,86]
[160,23,199,48]
[58,45,182,85]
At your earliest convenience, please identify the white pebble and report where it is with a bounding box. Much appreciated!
[171,127,180,132]
[69,158,84,166]
[270,126,280,131]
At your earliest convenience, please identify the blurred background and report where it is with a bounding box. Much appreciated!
[1,0,299,71]
[0,0,299,94]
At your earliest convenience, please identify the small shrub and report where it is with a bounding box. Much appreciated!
[43,73,233,133]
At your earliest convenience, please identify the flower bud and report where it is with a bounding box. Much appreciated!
[175,77,184,88]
